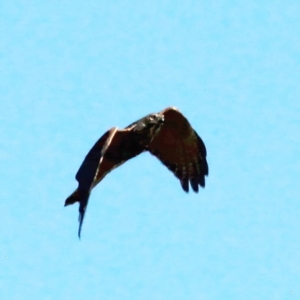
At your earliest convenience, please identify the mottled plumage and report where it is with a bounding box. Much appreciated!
[65,107,208,237]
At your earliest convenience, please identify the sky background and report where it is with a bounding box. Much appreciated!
[1,1,300,299]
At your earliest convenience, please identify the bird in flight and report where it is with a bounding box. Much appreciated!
[65,107,209,238]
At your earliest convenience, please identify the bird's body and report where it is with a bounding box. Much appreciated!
[65,107,208,237]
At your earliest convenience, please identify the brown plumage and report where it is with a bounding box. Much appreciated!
[65,107,208,237]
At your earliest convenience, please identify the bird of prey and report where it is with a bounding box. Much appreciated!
[65,107,209,238]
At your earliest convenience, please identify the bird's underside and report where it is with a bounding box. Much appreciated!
[65,107,209,238]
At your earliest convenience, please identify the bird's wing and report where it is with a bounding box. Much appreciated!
[75,127,145,237]
[75,128,115,191]
[147,107,208,193]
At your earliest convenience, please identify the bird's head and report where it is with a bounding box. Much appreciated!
[133,113,165,137]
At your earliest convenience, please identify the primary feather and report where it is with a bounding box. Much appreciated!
[65,107,208,237]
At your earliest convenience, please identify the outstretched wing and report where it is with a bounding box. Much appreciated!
[75,127,145,237]
[147,107,208,193]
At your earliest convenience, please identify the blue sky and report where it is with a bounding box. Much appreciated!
[1,1,300,299]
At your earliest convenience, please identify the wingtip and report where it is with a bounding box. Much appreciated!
[75,189,90,238]
[198,176,206,188]
[78,212,84,239]
[190,178,199,193]
[180,178,189,193]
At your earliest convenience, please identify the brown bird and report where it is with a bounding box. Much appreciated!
[65,107,209,237]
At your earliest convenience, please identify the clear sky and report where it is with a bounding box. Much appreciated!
[1,1,300,299]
